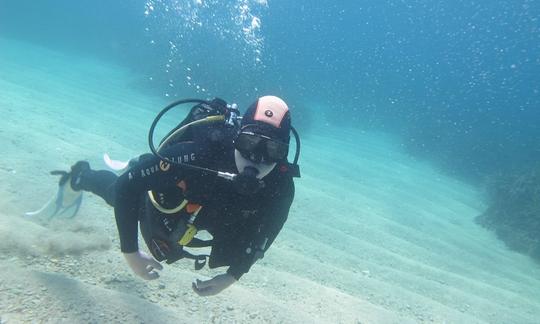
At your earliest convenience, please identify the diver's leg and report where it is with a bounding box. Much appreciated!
[71,161,117,207]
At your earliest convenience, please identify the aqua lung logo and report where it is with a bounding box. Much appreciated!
[159,160,170,171]
[141,164,161,177]
[170,153,196,164]
[139,153,196,178]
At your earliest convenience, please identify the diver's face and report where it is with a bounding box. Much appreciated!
[234,149,276,179]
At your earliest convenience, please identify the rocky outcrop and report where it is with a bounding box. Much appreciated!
[476,167,540,261]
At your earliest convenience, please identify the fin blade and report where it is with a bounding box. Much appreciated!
[67,194,83,218]
[104,153,129,171]
[25,195,58,217]
[25,174,84,219]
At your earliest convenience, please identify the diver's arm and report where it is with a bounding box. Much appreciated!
[192,178,294,295]
[113,142,199,253]
[227,178,295,280]
[115,165,170,280]
[113,155,177,253]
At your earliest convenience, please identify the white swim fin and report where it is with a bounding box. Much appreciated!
[25,163,88,219]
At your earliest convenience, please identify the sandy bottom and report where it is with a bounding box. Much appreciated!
[1,38,539,323]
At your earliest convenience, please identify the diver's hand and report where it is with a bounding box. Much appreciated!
[192,273,237,296]
[123,250,163,280]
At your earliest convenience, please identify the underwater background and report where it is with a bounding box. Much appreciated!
[2,0,539,180]
[1,0,540,323]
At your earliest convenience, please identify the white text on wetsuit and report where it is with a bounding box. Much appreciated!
[140,153,196,178]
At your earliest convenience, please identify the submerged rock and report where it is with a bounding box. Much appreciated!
[476,166,540,261]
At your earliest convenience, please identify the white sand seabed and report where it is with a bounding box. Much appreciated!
[1,37,540,323]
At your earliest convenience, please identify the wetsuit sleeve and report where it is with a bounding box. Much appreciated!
[114,143,198,253]
[227,178,295,280]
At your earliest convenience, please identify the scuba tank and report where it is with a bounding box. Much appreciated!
[156,98,240,151]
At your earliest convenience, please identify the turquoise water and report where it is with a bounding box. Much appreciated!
[2,0,539,179]
[1,1,540,323]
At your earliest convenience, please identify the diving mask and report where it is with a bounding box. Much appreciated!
[234,131,289,163]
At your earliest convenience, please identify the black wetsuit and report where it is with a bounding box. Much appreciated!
[78,123,295,279]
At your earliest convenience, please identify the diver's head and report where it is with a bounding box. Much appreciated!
[233,96,291,194]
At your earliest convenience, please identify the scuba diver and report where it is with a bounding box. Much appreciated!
[26,95,300,296]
